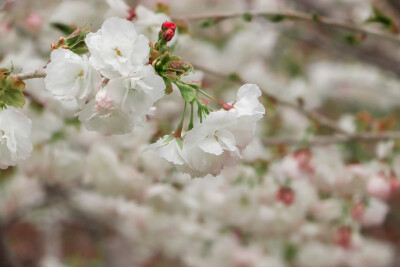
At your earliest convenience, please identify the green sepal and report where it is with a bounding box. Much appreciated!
[163,135,175,144]
[164,80,173,94]
[366,6,399,33]
[176,138,183,150]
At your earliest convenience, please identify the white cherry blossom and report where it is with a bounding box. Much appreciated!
[105,65,165,124]
[228,83,265,149]
[182,110,241,177]
[0,107,32,169]
[85,17,149,79]
[78,98,134,135]
[145,135,185,165]
[44,48,101,105]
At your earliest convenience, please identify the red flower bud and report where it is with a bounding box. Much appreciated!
[126,8,136,21]
[162,28,175,41]
[276,187,294,205]
[162,21,176,32]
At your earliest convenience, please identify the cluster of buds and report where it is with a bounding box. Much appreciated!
[159,21,176,42]
[51,37,69,51]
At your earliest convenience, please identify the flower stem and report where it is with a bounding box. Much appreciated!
[197,88,233,110]
[188,102,194,130]
[173,101,187,138]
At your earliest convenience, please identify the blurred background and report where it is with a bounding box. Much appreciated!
[1,0,400,266]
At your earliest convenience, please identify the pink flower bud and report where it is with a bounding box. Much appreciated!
[23,12,43,33]
[276,187,294,205]
[162,29,175,41]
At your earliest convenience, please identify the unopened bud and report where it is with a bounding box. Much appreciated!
[162,21,176,32]
[162,29,175,41]
[276,187,294,205]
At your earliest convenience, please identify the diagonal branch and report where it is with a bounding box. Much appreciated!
[173,9,400,44]
[193,64,349,135]
[263,131,400,146]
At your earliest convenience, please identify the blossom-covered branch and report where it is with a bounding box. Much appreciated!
[262,131,400,146]
[173,9,400,44]
[193,64,349,135]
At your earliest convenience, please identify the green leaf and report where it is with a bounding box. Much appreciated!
[365,6,399,33]
[0,73,26,108]
[51,22,76,35]
[228,73,241,82]
[283,243,298,263]
[311,11,321,22]
[175,82,196,102]
[242,12,253,22]
[3,89,25,108]
[264,14,286,23]
[343,33,365,46]
[199,17,223,28]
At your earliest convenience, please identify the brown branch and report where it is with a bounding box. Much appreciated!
[12,68,46,80]
[173,9,400,44]
[262,131,400,146]
[193,64,349,135]
[287,0,400,77]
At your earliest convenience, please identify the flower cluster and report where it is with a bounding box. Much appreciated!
[148,84,265,177]
[42,15,265,176]
[45,17,165,135]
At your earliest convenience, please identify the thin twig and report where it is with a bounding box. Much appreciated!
[262,131,400,146]
[12,68,46,80]
[193,64,349,135]
[173,9,400,44]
